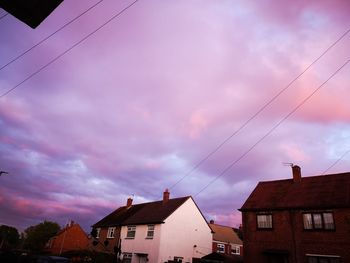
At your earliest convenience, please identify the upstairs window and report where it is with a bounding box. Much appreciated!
[257,214,272,229]
[96,228,101,239]
[107,227,116,238]
[303,212,335,230]
[146,225,155,239]
[126,225,136,239]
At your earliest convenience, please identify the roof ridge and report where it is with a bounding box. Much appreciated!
[120,195,191,208]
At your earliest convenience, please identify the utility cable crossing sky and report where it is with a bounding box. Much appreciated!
[168,28,350,192]
[194,59,350,197]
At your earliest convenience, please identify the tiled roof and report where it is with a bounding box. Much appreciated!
[209,223,242,245]
[93,196,191,227]
[240,172,350,211]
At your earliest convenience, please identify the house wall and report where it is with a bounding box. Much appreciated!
[242,208,350,263]
[158,198,213,263]
[120,224,161,263]
[49,224,89,255]
[94,227,121,253]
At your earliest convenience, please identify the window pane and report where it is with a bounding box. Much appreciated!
[217,244,225,253]
[231,245,240,255]
[127,226,136,238]
[323,213,335,230]
[313,214,323,229]
[257,214,272,228]
[303,214,313,229]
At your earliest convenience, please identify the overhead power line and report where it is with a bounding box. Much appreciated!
[323,148,350,174]
[194,59,350,197]
[0,0,138,98]
[168,27,350,192]
[0,12,8,20]
[0,0,105,72]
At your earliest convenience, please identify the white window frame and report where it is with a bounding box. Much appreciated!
[217,243,225,253]
[126,225,136,239]
[231,245,240,255]
[96,228,101,239]
[146,225,155,239]
[174,256,183,262]
[107,227,116,238]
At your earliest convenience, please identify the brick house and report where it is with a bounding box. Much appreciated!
[92,190,212,263]
[240,165,350,263]
[46,221,89,255]
[208,220,243,256]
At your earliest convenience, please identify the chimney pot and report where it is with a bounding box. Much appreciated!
[163,189,170,203]
[292,165,301,183]
[210,220,214,224]
[127,197,133,208]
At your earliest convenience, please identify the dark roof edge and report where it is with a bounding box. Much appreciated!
[239,205,350,212]
[257,171,350,184]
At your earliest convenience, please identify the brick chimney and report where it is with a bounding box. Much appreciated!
[126,197,133,208]
[292,165,301,183]
[163,189,170,204]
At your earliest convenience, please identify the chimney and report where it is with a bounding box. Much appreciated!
[163,189,170,203]
[292,165,301,183]
[209,220,214,224]
[126,197,133,208]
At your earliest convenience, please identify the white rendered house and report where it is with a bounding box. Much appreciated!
[93,190,212,263]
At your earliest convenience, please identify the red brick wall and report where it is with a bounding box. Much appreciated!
[92,227,121,253]
[242,208,350,263]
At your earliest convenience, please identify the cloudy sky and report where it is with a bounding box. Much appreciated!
[0,0,349,232]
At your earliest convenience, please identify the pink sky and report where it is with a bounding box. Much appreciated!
[0,0,349,232]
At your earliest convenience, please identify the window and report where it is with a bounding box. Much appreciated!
[307,255,340,263]
[257,214,272,229]
[174,256,183,262]
[122,253,132,263]
[146,225,154,239]
[107,227,116,238]
[231,245,240,255]
[217,243,225,253]
[303,212,335,230]
[96,228,101,239]
[126,225,136,239]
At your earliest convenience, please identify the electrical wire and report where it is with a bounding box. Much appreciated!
[194,59,350,197]
[168,28,350,192]
[322,148,350,174]
[0,0,138,98]
[0,12,8,20]
[0,0,105,72]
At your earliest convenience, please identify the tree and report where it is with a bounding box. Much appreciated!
[23,220,60,252]
[0,225,20,249]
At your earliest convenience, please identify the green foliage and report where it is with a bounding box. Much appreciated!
[23,220,60,252]
[0,225,20,249]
